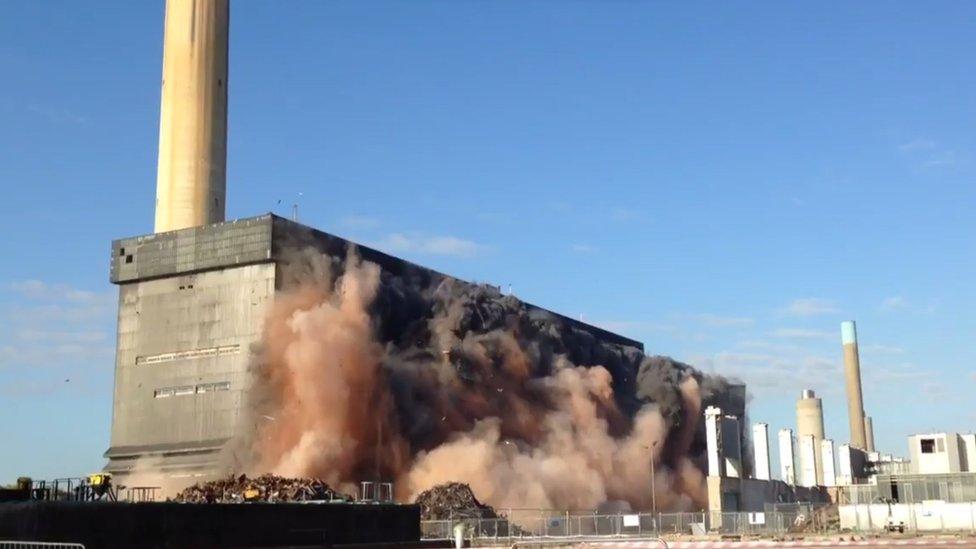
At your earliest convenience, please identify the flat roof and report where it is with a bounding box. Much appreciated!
[110,213,643,351]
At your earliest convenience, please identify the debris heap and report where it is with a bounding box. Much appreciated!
[414,482,497,520]
[173,474,351,503]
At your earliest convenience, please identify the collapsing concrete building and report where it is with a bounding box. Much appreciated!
[104,214,643,476]
[105,211,754,516]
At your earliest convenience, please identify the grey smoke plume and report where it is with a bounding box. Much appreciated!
[242,245,745,510]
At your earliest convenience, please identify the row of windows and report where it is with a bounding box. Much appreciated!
[136,344,240,366]
[153,381,231,398]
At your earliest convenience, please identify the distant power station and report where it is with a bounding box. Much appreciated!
[708,318,886,497]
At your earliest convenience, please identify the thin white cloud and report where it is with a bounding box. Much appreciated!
[690,313,754,328]
[922,151,958,167]
[476,212,513,224]
[898,139,937,152]
[770,328,832,340]
[373,233,485,257]
[338,214,381,229]
[27,103,88,125]
[880,295,907,312]
[736,339,773,349]
[593,320,673,335]
[8,280,102,303]
[692,350,841,394]
[571,243,597,254]
[0,341,114,368]
[868,362,926,383]
[610,208,639,222]
[1,280,115,372]
[13,303,111,324]
[861,343,905,355]
[897,139,962,168]
[922,382,947,397]
[16,330,107,343]
[782,298,839,317]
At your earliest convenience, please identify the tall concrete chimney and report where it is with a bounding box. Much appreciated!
[797,389,825,485]
[864,416,876,453]
[154,0,229,233]
[841,321,868,450]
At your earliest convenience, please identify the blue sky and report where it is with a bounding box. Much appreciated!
[1,2,974,482]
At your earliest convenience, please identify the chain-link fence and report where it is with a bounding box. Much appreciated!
[421,509,829,541]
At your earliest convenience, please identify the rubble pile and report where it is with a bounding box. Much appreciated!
[414,482,497,520]
[172,474,351,503]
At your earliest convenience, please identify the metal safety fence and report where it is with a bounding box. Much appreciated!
[840,501,976,534]
[0,543,86,549]
[421,509,828,541]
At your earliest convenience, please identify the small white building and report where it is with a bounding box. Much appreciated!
[909,433,972,474]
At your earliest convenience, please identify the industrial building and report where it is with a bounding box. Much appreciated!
[704,414,828,524]
[909,432,976,475]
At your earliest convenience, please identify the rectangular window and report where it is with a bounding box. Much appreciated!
[196,381,231,393]
[154,388,174,398]
[173,386,194,396]
[920,438,935,454]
